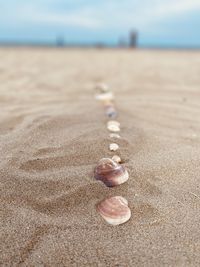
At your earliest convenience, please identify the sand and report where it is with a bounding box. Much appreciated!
[0,48,200,266]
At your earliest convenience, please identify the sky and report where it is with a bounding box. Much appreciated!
[0,0,200,47]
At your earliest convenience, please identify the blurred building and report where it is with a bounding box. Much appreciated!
[129,30,138,48]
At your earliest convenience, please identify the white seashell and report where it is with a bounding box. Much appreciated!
[109,143,119,151]
[94,158,129,187]
[112,155,121,163]
[109,133,121,139]
[95,92,114,101]
[107,124,120,132]
[97,196,131,225]
[107,121,120,132]
[107,120,120,127]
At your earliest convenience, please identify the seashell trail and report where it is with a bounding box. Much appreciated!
[97,196,131,225]
[94,83,131,225]
[94,158,129,187]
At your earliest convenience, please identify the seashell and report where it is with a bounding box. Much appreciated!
[112,155,121,163]
[109,143,119,151]
[109,133,121,139]
[105,105,117,119]
[97,196,131,225]
[96,83,109,93]
[107,120,120,127]
[94,158,129,187]
[95,92,114,102]
[107,124,120,132]
[103,100,113,106]
[107,120,120,132]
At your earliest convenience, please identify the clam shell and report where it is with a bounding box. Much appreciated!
[94,158,129,187]
[103,100,113,106]
[105,105,117,119]
[95,92,114,101]
[109,133,121,139]
[107,124,120,132]
[107,121,120,132]
[112,155,121,163]
[96,83,109,92]
[109,143,119,151]
[97,196,131,225]
[107,120,120,127]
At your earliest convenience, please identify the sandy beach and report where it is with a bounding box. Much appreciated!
[0,48,200,266]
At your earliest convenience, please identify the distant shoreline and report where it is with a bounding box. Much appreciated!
[0,43,200,50]
[0,41,200,50]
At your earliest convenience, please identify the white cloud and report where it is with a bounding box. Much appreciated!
[2,2,103,29]
[135,0,200,27]
[153,0,200,17]
[1,0,200,31]
[94,0,200,30]
[26,12,102,29]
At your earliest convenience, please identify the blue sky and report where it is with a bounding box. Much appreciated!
[0,0,200,47]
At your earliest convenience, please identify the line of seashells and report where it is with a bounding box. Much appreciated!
[94,83,131,226]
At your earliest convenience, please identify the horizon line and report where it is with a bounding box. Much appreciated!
[0,41,200,50]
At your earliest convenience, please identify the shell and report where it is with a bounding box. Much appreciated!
[109,143,119,151]
[94,158,129,187]
[103,100,113,106]
[96,83,109,93]
[97,196,131,225]
[105,106,117,119]
[112,155,121,163]
[107,125,120,132]
[95,92,114,101]
[109,133,121,139]
[108,120,120,127]
[107,120,120,132]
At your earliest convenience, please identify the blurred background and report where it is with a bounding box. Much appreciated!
[0,0,200,48]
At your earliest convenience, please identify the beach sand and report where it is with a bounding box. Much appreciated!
[0,48,200,266]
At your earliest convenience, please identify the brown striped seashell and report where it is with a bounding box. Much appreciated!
[94,158,129,187]
[97,196,131,225]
